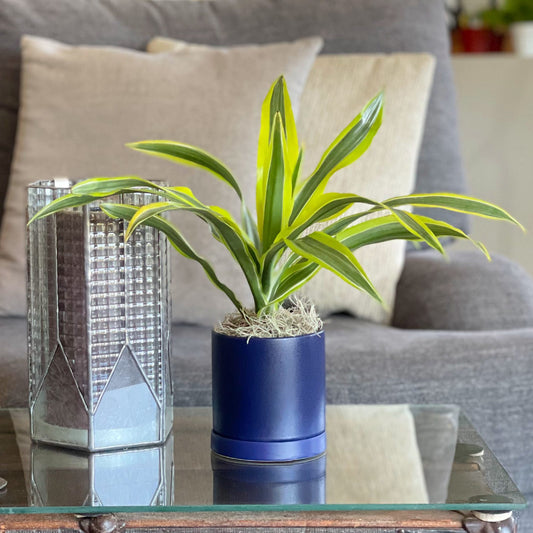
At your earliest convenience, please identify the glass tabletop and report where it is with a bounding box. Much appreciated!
[0,405,526,514]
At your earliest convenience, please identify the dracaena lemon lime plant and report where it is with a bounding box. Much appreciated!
[29,76,522,320]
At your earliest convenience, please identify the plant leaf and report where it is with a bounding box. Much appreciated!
[388,208,445,255]
[272,76,299,169]
[270,212,492,308]
[74,177,205,208]
[124,201,179,240]
[109,198,263,311]
[284,231,383,304]
[323,207,384,236]
[121,185,260,272]
[261,112,292,250]
[101,203,244,312]
[242,204,260,251]
[128,140,243,198]
[28,178,190,225]
[256,77,299,241]
[291,147,304,193]
[27,193,96,225]
[268,260,319,306]
[337,214,491,259]
[185,205,265,309]
[72,176,163,197]
[290,92,383,223]
[384,193,524,230]
[259,240,286,294]
[286,193,380,241]
[257,76,299,182]
[127,141,260,245]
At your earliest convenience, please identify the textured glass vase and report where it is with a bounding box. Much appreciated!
[27,179,172,451]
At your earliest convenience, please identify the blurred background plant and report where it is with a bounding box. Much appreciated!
[447,0,533,53]
[502,0,533,22]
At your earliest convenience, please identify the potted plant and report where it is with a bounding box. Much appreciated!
[458,2,508,53]
[459,0,533,55]
[30,76,522,462]
[504,0,533,55]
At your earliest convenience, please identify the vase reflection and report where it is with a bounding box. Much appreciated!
[30,436,173,506]
[212,453,326,505]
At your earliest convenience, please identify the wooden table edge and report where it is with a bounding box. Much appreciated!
[0,509,469,530]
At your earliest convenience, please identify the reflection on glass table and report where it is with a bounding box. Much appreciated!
[212,454,326,505]
[30,436,174,507]
[0,405,525,514]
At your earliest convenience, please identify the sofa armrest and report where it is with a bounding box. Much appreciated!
[392,248,533,330]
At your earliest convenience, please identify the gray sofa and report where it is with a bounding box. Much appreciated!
[0,0,531,528]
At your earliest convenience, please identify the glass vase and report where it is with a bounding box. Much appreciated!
[27,179,172,451]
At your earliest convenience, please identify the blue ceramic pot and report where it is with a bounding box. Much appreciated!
[211,330,326,462]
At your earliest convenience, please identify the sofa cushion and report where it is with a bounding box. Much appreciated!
[0,35,321,323]
[393,249,533,331]
[0,0,467,233]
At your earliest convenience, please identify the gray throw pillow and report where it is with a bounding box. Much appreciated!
[0,0,466,233]
[393,249,533,330]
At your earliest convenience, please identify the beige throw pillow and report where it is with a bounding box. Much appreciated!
[150,40,435,324]
[0,35,322,323]
[297,54,435,323]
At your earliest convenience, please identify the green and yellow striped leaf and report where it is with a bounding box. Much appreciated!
[290,92,383,223]
[72,176,163,197]
[259,240,287,294]
[126,143,260,246]
[124,201,178,240]
[257,76,299,181]
[261,113,292,250]
[270,213,492,307]
[148,203,261,308]
[184,205,264,309]
[101,203,244,312]
[106,200,263,308]
[166,186,204,205]
[291,148,304,193]
[384,193,524,230]
[323,207,384,236]
[388,208,445,255]
[337,214,491,259]
[128,140,242,197]
[257,77,299,241]
[268,260,318,306]
[242,204,260,251]
[284,231,383,304]
[27,193,96,225]
[287,193,381,240]
[271,76,299,168]
[73,177,207,210]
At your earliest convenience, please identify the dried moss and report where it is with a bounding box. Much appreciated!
[214,298,323,339]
